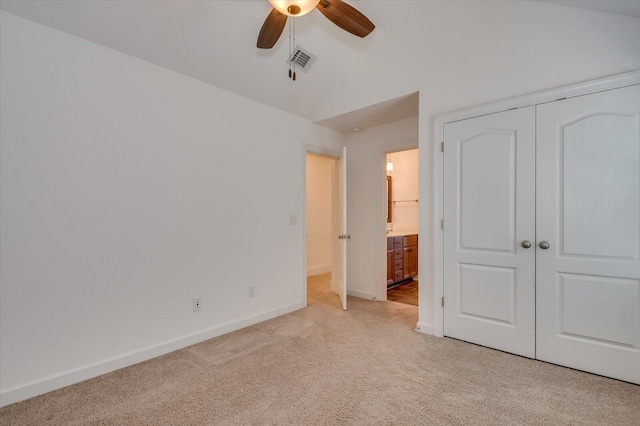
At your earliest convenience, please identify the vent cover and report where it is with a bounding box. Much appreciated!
[287,46,317,73]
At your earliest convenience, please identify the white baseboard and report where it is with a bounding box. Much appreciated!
[415,321,434,335]
[347,289,378,301]
[0,302,304,408]
[306,263,332,276]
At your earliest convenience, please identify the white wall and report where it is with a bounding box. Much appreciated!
[334,1,640,334]
[387,149,419,233]
[345,117,419,301]
[306,154,333,276]
[0,11,343,405]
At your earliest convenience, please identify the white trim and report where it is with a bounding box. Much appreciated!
[431,112,444,337]
[431,70,640,338]
[415,321,434,335]
[0,302,303,407]
[347,289,378,301]
[380,151,389,301]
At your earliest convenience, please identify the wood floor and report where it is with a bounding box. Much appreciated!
[387,280,418,306]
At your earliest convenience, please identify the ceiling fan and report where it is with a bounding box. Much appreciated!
[257,0,375,49]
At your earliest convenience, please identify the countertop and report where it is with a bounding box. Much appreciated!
[387,230,418,237]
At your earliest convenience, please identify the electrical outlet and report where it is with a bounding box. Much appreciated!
[248,286,256,298]
[193,298,201,312]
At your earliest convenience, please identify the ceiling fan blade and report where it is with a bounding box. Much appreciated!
[257,8,288,49]
[316,0,375,38]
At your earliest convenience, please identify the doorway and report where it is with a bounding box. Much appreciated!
[305,150,346,309]
[384,148,419,306]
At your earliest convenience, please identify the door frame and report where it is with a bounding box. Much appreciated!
[431,70,640,337]
[301,144,342,307]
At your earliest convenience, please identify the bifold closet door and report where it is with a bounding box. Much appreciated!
[536,84,640,384]
[443,107,536,358]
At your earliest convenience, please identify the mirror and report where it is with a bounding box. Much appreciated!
[387,176,392,223]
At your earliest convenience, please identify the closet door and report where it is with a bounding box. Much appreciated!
[536,84,640,384]
[443,107,536,358]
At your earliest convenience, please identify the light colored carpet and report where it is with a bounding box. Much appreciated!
[1,273,639,425]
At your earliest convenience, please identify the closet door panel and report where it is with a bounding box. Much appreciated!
[536,84,640,384]
[443,107,536,358]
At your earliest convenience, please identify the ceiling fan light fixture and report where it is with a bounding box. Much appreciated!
[269,0,320,16]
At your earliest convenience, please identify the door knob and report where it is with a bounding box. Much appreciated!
[539,241,550,249]
[521,240,532,249]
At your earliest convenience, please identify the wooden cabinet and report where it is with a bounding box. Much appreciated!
[403,235,418,279]
[387,234,418,287]
[386,238,394,286]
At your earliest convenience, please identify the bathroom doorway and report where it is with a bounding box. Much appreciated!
[385,148,419,306]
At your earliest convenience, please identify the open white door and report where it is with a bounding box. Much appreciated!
[333,147,348,310]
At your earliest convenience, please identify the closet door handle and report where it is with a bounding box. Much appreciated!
[521,240,532,249]
[539,241,550,250]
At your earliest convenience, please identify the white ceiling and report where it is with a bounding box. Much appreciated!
[316,92,419,134]
[540,1,640,18]
[1,0,639,133]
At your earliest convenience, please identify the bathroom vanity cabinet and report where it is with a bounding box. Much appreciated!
[387,234,418,287]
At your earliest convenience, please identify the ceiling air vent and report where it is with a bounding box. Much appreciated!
[287,46,317,73]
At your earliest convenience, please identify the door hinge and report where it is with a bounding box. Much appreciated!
[441,142,444,153]
[441,297,444,307]
[440,219,444,230]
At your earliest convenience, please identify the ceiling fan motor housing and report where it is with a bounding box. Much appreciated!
[269,1,320,17]
[288,5,301,15]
